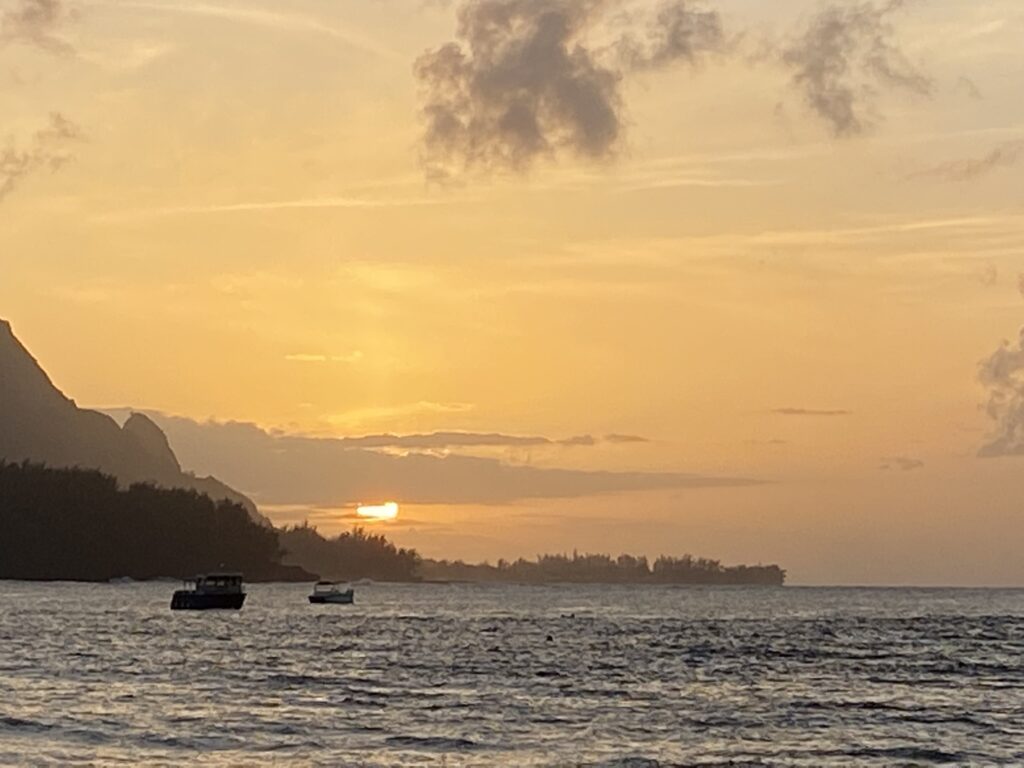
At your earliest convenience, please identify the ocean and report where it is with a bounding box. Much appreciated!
[0,582,1022,766]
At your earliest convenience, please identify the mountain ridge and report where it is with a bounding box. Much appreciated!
[0,319,267,524]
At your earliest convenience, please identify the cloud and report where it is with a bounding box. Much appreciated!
[284,351,364,364]
[94,195,461,223]
[615,0,725,72]
[325,401,476,430]
[1,112,81,203]
[907,140,1024,182]
[978,327,1024,458]
[879,456,923,471]
[0,0,73,54]
[414,0,723,179]
[955,76,982,101]
[780,0,930,137]
[604,433,649,444]
[559,434,596,446]
[103,411,758,506]
[336,431,554,449]
[980,263,998,288]
[305,431,644,449]
[772,407,851,417]
[110,1,397,59]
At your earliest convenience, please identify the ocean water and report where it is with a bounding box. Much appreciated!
[0,583,1022,766]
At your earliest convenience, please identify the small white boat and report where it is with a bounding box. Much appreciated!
[308,581,354,604]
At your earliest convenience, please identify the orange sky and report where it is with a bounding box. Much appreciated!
[2,0,1024,584]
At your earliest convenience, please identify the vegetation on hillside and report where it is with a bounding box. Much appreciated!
[0,461,310,582]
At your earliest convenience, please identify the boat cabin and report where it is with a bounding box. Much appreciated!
[191,573,244,594]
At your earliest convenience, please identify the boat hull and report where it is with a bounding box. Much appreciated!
[308,592,354,605]
[171,591,246,610]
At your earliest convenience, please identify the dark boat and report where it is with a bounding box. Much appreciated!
[171,573,246,610]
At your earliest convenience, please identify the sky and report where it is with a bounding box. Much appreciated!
[2,0,1024,585]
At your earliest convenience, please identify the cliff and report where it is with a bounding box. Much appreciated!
[0,319,266,524]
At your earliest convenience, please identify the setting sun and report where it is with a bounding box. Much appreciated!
[356,502,399,521]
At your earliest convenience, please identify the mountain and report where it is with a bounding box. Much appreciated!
[0,319,266,523]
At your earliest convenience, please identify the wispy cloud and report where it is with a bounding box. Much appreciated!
[907,140,1024,182]
[92,195,467,223]
[107,0,399,59]
[326,402,477,430]
[1,0,74,55]
[780,0,931,136]
[978,327,1024,458]
[604,433,649,444]
[773,407,851,417]
[284,351,364,364]
[1,113,82,204]
[310,431,649,450]
[879,455,924,471]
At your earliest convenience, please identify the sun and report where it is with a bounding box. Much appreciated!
[356,502,399,521]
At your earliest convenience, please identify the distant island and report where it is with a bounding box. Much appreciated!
[0,461,784,584]
[0,318,784,585]
[420,553,785,586]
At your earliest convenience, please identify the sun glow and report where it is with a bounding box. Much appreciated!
[356,502,399,521]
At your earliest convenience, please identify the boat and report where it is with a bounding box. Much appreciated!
[170,573,246,610]
[308,581,355,604]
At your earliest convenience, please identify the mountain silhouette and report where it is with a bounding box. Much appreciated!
[0,319,266,523]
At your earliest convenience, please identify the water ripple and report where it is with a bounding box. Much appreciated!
[1,582,1022,765]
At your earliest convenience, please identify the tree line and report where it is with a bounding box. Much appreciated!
[419,551,785,585]
[0,461,309,581]
[278,522,421,582]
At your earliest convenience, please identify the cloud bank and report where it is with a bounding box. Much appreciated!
[106,411,755,506]
[780,0,930,136]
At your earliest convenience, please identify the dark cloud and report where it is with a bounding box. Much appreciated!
[256,430,647,449]
[955,76,982,101]
[559,434,597,446]
[615,1,725,72]
[772,407,851,417]
[0,0,73,55]
[105,411,758,506]
[338,432,552,449]
[781,0,930,137]
[1,112,81,203]
[907,140,1024,182]
[604,433,649,444]
[978,328,1024,458]
[414,0,723,178]
[879,455,923,471]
